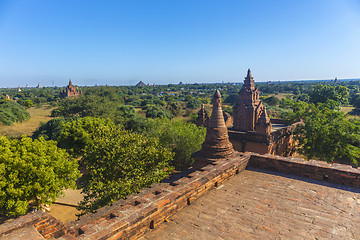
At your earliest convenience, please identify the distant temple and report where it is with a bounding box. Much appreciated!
[60,79,82,99]
[136,81,147,87]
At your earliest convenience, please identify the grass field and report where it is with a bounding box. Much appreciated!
[0,105,54,138]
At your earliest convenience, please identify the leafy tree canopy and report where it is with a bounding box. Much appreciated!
[282,100,360,165]
[0,136,79,216]
[145,118,206,170]
[309,84,349,108]
[57,117,118,157]
[62,117,175,213]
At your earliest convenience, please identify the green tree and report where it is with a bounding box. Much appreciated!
[57,117,117,157]
[283,100,360,165]
[32,118,71,141]
[350,94,360,110]
[75,120,174,213]
[145,105,173,119]
[0,136,79,216]
[186,97,202,109]
[146,118,206,170]
[309,84,349,108]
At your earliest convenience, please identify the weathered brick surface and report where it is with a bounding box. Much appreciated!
[140,168,360,240]
[249,153,360,188]
[0,211,65,239]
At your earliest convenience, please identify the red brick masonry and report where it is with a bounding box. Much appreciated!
[249,153,360,188]
[1,153,360,239]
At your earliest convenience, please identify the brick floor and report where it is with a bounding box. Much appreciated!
[140,167,360,240]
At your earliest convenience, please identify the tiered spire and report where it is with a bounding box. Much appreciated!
[200,90,235,158]
[243,69,255,90]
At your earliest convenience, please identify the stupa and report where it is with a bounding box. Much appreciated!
[194,90,237,160]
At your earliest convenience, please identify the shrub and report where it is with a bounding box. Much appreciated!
[0,101,30,125]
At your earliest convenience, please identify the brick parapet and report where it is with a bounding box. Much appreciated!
[3,151,360,239]
[249,153,360,188]
[0,210,66,239]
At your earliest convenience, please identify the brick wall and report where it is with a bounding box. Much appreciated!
[249,153,360,188]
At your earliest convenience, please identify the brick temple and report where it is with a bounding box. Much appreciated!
[60,79,82,99]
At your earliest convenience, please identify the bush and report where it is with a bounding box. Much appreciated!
[0,136,79,216]
[0,101,30,125]
[145,105,173,119]
[186,97,202,109]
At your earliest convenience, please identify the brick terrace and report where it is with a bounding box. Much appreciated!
[141,167,360,240]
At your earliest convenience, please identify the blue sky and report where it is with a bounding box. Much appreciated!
[0,0,359,87]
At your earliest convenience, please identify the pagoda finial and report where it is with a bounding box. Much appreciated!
[69,79,72,86]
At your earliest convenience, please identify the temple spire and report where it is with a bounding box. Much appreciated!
[243,68,255,90]
[69,79,72,86]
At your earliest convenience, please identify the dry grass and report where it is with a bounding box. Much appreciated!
[270,93,294,100]
[341,106,354,114]
[0,105,54,138]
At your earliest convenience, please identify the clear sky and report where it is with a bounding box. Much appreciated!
[0,0,359,87]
